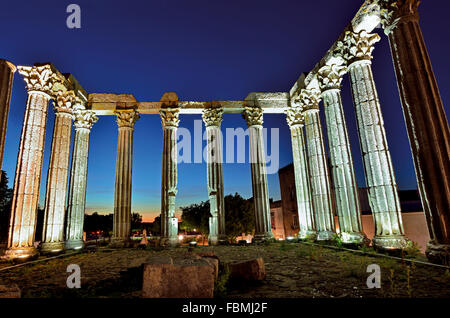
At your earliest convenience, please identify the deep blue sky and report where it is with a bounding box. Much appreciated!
[1,1,449,221]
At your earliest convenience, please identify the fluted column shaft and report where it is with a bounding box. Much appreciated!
[304,107,335,241]
[243,106,273,242]
[349,60,406,249]
[160,108,179,246]
[321,83,365,244]
[290,124,316,239]
[41,107,73,253]
[6,91,50,258]
[5,64,59,259]
[202,107,226,245]
[382,1,450,261]
[341,29,407,250]
[0,60,16,180]
[65,109,97,250]
[112,111,139,247]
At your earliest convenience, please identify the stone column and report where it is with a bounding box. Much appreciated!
[202,107,226,245]
[338,29,408,250]
[317,64,366,244]
[300,89,336,241]
[285,106,316,240]
[160,107,180,246]
[65,107,98,250]
[380,0,450,262]
[243,106,273,242]
[41,91,76,254]
[5,65,59,259]
[0,59,16,180]
[111,110,139,247]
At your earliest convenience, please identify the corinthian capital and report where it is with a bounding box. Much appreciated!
[317,64,347,92]
[73,107,98,130]
[115,110,140,129]
[336,30,381,65]
[243,106,263,126]
[378,0,420,33]
[202,107,223,127]
[17,64,61,94]
[160,107,180,128]
[285,106,305,127]
[53,90,77,115]
[298,89,321,112]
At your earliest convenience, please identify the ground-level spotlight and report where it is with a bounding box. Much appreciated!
[286,236,294,241]
[189,241,197,247]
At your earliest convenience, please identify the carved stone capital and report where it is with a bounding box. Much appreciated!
[115,110,140,129]
[336,30,381,65]
[378,0,420,33]
[202,107,223,127]
[243,106,263,126]
[298,89,321,112]
[160,108,180,128]
[17,64,61,95]
[53,90,77,115]
[286,106,305,127]
[317,64,347,92]
[73,106,98,130]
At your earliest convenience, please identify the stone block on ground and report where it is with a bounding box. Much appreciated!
[0,285,21,298]
[228,257,266,281]
[142,256,215,298]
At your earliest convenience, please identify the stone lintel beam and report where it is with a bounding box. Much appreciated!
[87,92,290,115]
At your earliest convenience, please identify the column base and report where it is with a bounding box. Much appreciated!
[298,230,317,241]
[208,235,219,246]
[372,235,408,252]
[426,241,450,265]
[341,232,368,246]
[316,230,335,241]
[40,242,65,255]
[253,232,274,243]
[108,238,131,248]
[218,234,229,245]
[65,240,85,251]
[2,247,39,261]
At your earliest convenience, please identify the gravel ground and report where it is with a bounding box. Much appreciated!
[0,243,449,298]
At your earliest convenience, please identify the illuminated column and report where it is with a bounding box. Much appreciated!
[317,64,366,244]
[285,106,316,239]
[0,59,16,180]
[65,107,98,250]
[160,107,180,246]
[300,89,336,241]
[5,65,59,259]
[111,110,139,247]
[41,91,76,254]
[202,107,226,245]
[339,29,408,250]
[381,0,450,262]
[243,106,273,242]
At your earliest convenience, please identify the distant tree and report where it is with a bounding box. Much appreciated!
[0,170,13,242]
[149,215,161,236]
[84,212,113,235]
[131,212,143,231]
[179,193,255,243]
[180,201,210,235]
[225,193,255,242]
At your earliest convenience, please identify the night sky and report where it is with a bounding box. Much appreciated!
[1,0,449,222]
